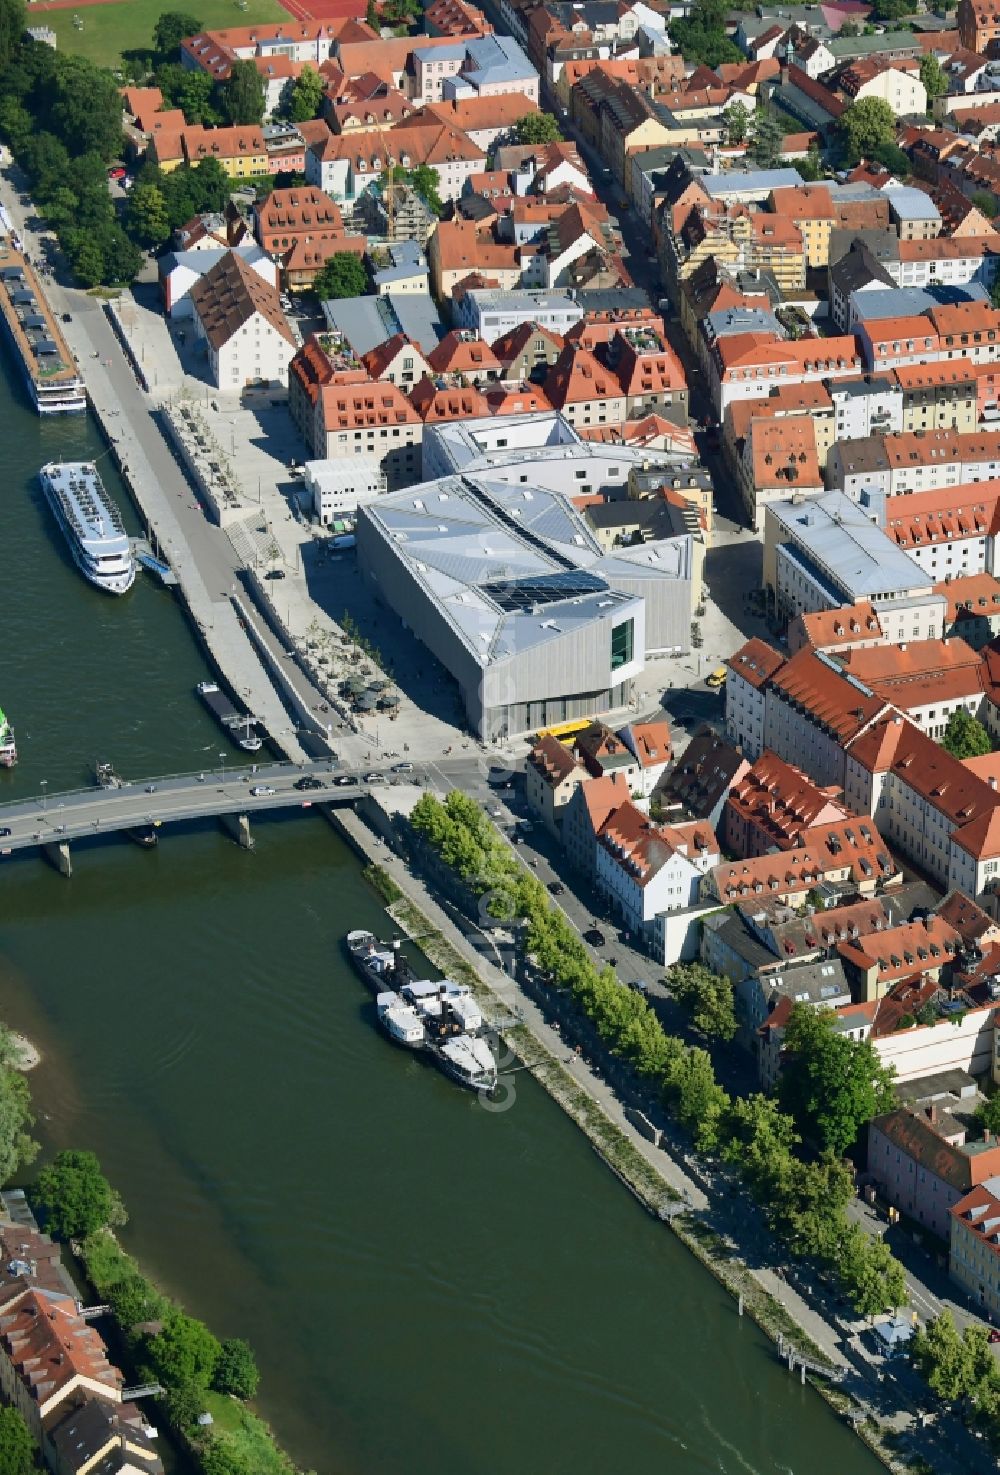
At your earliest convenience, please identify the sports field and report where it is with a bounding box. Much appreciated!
[32,0,290,67]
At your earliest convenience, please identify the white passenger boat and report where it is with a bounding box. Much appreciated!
[39,462,135,594]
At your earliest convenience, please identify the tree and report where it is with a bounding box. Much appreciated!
[977,1094,1000,1136]
[669,0,742,66]
[213,1337,259,1400]
[768,1151,854,1259]
[313,251,367,300]
[285,63,324,123]
[749,112,784,169]
[147,1311,221,1390]
[871,0,911,18]
[873,140,910,178]
[127,183,171,248]
[152,10,203,58]
[779,1005,896,1155]
[942,707,992,759]
[409,162,442,215]
[837,1223,907,1318]
[0,0,25,71]
[220,58,266,126]
[515,112,562,145]
[721,100,749,146]
[667,1046,730,1151]
[47,55,124,160]
[972,189,999,220]
[667,962,737,1041]
[837,96,896,165]
[0,1407,35,1475]
[0,1069,37,1186]
[30,1149,126,1241]
[64,232,106,288]
[155,62,219,124]
[794,142,824,182]
[366,0,379,27]
[912,1312,977,1402]
[919,53,948,109]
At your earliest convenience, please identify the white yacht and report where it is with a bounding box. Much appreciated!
[39,462,136,595]
[376,990,428,1049]
[438,1034,498,1093]
[0,708,15,768]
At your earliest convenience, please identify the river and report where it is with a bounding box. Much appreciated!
[0,346,883,1474]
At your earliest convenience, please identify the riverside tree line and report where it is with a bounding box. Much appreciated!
[0,1020,310,1475]
[409,789,1000,1446]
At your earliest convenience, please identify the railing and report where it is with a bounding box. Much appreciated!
[4,760,323,808]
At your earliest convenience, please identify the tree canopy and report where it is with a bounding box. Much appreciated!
[666,962,737,1041]
[919,53,948,108]
[941,707,992,759]
[779,1005,896,1155]
[837,96,896,165]
[669,0,741,66]
[0,1047,37,1187]
[0,0,25,71]
[30,1149,126,1241]
[0,1407,35,1475]
[148,1311,221,1390]
[976,1094,1000,1136]
[213,1337,260,1400]
[220,58,266,126]
[748,112,784,170]
[152,10,203,59]
[284,63,324,123]
[154,61,220,124]
[314,251,368,300]
[721,100,749,146]
[515,111,563,145]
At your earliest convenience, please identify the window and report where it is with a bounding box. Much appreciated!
[611,619,634,674]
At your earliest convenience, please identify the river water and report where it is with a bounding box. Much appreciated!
[0,347,883,1475]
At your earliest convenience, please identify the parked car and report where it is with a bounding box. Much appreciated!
[107,165,127,180]
[250,784,276,796]
[705,667,728,690]
[584,928,606,947]
[294,775,324,790]
[61,312,72,324]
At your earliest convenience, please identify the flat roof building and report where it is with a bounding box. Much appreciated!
[356,474,693,738]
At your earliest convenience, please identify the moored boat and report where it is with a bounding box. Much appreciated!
[39,462,135,595]
[344,931,497,1093]
[0,709,15,768]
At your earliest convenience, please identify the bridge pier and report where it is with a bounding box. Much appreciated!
[219,813,254,850]
[41,841,72,879]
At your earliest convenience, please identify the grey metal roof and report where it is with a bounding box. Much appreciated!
[852,283,989,323]
[770,489,929,600]
[884,187,942,223]
[828,374,897,400]
[706,306,784,339]
[827,29,919,57]
[703,168,803,198]
[322,291,445,354]
[360,475,655,664]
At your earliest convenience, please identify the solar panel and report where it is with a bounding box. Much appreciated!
[480,570,606,612]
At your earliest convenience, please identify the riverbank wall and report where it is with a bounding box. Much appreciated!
[80,354,307,765]
[332,800,910,1475]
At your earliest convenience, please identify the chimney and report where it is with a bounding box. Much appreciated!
[927,1102,938,1124]
[899,642,907,652]
[991,777,998,791]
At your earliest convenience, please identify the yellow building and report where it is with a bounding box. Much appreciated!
[767,184,834,269]
[152,124,268,178]
[895,362,978,433]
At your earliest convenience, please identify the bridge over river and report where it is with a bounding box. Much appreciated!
[0,760,407,875]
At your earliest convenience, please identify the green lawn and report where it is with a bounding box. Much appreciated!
[36,0,288,68]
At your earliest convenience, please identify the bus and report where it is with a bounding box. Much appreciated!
[536,718,594,745]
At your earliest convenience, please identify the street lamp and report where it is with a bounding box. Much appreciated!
[219,752,226,785]
[40,780,47,811]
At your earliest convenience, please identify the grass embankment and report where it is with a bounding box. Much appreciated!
[78,1230,300,1475]
[40,0,287,67]
[362,863,402,905]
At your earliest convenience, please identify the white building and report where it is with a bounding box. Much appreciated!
[724,638,786,761]
[188,250,296,390]
[829,376,903,442]
[305,457,386,523]
[159,243,277,318]
[596,799,719,942]
[451,287,583,340]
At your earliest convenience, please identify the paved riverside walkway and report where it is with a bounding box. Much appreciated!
[332,804,856,1376]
